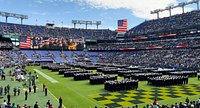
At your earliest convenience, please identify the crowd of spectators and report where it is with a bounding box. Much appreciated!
[0,22,117,40]
[0,49,200,107]
[97,49,200,70]
[16,48,200,70]
[0,51,14,68]
[141,97,200,108]
[87,36,200,50]
[127,10,200,35]
[0,41,12,49]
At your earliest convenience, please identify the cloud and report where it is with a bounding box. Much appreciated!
[67,0,179,19]
[40,0,195,19]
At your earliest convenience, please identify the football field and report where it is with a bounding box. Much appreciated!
[26,66,200,108]
[0,68,59,108]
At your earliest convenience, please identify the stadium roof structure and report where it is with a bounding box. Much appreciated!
[0,11,28,24]
[72,20,101,29]
[151,0,200,19]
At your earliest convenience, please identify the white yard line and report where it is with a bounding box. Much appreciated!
[34,69,59,83]
[34,69,101,107]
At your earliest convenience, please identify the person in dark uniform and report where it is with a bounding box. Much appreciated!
[198,75,200,80]
[186,97,189,104]
[59,97,62,108]
[4,86,7,95]
[33,85,36,93]
[7,85,10,94]
[7,93,10,103]
[17,87,20,96]
[29,86,31,93]
[13,87,17,96]
[25,90,28,101]
[34,101,39,108]
[46,100,51,108]
[45,87,47,96]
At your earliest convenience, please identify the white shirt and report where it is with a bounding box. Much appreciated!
[1,102,7,108]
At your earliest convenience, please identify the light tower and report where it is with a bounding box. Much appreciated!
[165,6,173,17]
[150,0,200,19]
[150,9,160,19]
[0,11,28,24]
[178,3,186,13]
[194,0,200,10]
[187,0,200,10]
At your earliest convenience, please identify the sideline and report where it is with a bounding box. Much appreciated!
[34,69,101,107]
[33,69,58,83]
[33,69,66,107]
[48,88,67,108]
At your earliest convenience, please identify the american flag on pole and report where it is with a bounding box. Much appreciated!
[118,19,127,33]
[20,36,31,49]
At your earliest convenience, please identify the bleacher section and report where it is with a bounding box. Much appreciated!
[0,22,117,40]
[87,36,200,51]
[127,10,200,35]
[2,8,200,71]
[35,50,49,57]
[21,50,35,57]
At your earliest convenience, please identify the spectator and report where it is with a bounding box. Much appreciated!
[46,100,51,108]
[34,101,39,108]
[11,103,17,108]
[1,100,7,108]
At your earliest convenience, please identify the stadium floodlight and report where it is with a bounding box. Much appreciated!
[150,0,200,18]
[186,0,200,10]
[177,2,186,13]
[72,20,101,29]
[0,11,28,24]
[194,0,200,10]
[150,9,161,19]
[165,6,173,16]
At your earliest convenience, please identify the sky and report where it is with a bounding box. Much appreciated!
[0,0,198,30]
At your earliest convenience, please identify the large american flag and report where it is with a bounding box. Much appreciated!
[118,19,127,33]
[20,36,31,49]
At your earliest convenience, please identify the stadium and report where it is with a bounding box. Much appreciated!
[0,0,200,108]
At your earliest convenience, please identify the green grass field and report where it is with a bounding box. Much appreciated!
[23,66,200,108]
[0,68,59,108]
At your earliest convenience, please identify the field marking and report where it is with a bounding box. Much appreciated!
[34,69,102,107]
[47,87,66,108]
[34,69,59,83]
[62,83,103,107]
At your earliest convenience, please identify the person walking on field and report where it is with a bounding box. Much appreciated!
[33,85,36,93]
[29,86,31,93]
[13,87,17,96]
[43,83,46,92]
[45,87,47,96]
[7,93,10,103]
[59,97,62,108]
[17,87,20,96]
[25,90,28,101]
[34,101,39,108]
[46,100,51,108]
